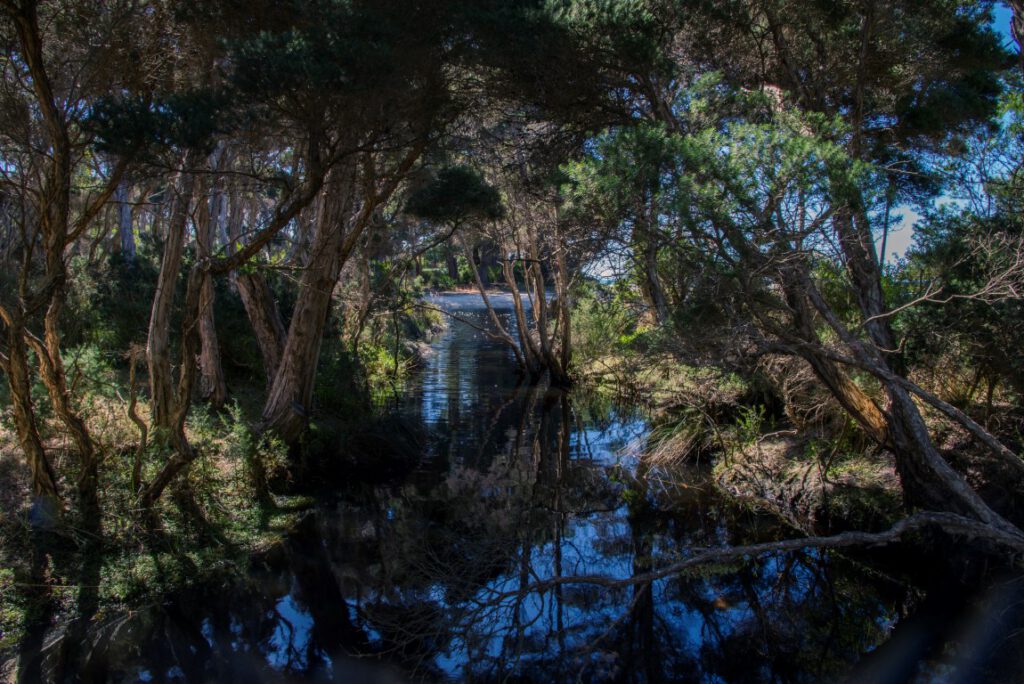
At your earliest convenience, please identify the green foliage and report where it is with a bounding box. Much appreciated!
[734,405,767,449]
[314,340,373,418]
[85,91,228,156]
[547,0,665,72]
[64,253,160,352]
[571,285,637,361]
[405,166,505,225]
[419,266,456,290]
[219,402,289,496]
[0,566,25,651]
[901,208,1024,401]
[456,255,475,284]
[228,3,400,99]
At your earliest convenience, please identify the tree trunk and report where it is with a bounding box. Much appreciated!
[503,257,544,379]
[261,163,359,441]
[2,326,60,503]
[527,225,570,387]
[554,233,573,383]
[8,0,105,519]
[147,157,196,434]
[238,272,287,383]
[462,235,531,374]
[1010,0,1023,76]
[474,245,490,287]
[194,174,227,408]
[881,379,1016,532]
[640,228,670,325]
[115,179,135,263]
[635,198,670,325]
[138,267,204,507]
[30,313,99,517]
[446,246,459,282]
[832,210,979,516]
[793,258,1019,532]
[225,191,287,386]
[260,139,427,442]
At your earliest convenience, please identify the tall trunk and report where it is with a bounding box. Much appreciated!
[115,179,135,263]
[635,193,669,325]
[832,209,960,513]
[554,235,573,382]
[147,157,196,433]
[290,205,316,267]
[8,1,95,517]
[194,174,227,408]
[226,191,287,385]
[844,210,900,365]
[138,267,204,507]
[236,273,287,385]
[261,163,359,441]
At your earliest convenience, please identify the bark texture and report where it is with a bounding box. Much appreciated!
[194,174,227,408]
[261,162,359,441]
[147,158,196,433]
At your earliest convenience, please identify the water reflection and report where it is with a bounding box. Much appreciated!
[25,293,912,682]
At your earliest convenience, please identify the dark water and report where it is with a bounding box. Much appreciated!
[21,293,1001,683]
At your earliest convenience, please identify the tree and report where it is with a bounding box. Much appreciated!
[0,0,166,517]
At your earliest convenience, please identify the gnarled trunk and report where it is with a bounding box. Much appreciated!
[2,325,59,503]
[260,139,427,442]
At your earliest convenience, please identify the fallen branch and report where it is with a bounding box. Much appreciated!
[479,511,1024,599]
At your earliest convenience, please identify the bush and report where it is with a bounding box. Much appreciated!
[571,285,638,362]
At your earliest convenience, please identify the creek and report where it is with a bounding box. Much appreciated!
[21,293,1016,682]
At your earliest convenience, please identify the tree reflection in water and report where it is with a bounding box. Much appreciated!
[24,294,910,682]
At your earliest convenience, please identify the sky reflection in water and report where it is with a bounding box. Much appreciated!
[43,293,909,683]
